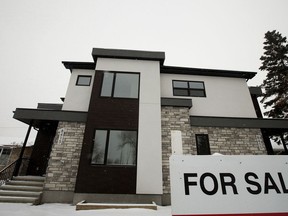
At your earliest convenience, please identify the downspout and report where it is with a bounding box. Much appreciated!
[13,120,33,176]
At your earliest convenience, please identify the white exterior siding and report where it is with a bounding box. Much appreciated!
[62,69,95,112]
[160,73,257,118]
[96,58,163,195]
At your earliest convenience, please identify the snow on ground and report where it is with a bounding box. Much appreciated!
[0,203,171,216]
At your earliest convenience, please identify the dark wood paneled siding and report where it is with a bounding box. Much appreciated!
[75,71,139,194]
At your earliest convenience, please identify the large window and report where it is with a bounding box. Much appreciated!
[173,80,206,97]
[91,130,137,166]
[0,148,11,165]
[196,134,211,155]
[100,72,140,99]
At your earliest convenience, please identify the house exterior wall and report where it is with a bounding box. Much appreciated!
[62,69,95,112]
[96,58,163,195]
[161,106,266,197]
[160,73,257,118]
[42,121,85,203]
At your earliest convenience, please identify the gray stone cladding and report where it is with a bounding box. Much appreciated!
[161,106,266,195]
[44,121,85,192]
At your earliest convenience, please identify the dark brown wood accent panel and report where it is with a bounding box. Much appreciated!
[75,71,139,194]
[27,121,58,176]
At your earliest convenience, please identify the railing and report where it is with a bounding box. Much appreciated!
[0,158,30,186]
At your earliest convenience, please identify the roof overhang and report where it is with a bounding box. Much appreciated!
[92,48,165,65]
[161,65,256,80]
[190,115,288,132]
[13,108,87,128]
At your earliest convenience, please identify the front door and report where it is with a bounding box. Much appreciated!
[26,121,58,176]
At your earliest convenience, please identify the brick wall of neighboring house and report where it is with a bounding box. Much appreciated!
[43,121,85,192]
[161,106,266,195]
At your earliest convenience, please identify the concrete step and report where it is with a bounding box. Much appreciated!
[12,176,45,182]
[0,195,38,204]
[0,190,41,197]
[7,180,44,187]
[0,185,43,192]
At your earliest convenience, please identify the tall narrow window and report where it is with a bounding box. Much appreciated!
[100,72,140,99]
[173,80,206,97]
[91,130,137,166]
[196,134,211,155]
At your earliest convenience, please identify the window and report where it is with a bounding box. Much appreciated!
[91,130,137,166]
[173,80,206,97]
[100,72,139,99]
[0,148,11,165]
[76,75,92,86]
[196,134,211,155]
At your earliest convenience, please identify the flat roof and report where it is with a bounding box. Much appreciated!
[62,48,257,79]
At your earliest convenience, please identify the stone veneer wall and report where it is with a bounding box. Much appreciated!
[44,121,85,192]
[161,106,266,195]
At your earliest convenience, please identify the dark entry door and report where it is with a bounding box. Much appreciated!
[26,121,58,176]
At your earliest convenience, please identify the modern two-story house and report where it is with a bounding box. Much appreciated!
[12,48,288,205]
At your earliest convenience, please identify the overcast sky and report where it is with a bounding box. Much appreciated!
[1,0,288,144]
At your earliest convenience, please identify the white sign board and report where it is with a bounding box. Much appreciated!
[170,155,288,216]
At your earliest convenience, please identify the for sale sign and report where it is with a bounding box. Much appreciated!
[170,155,288,216]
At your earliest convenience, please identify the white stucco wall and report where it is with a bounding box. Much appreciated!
[62,69,95,112]
[160,73,257,118]
[96,58,163,195]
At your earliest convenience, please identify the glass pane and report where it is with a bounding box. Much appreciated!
[173,81,188,88]
[174,89,189,96]
[101,72,114,97]
[114,73,139,98]
[107,131,137,165]
[189,82,204,89]
[77,76,91,86]
[196,135,210,155]
[189,89,205,97]
[91,130,107,164]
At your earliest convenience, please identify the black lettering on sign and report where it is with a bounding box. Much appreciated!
[278,173,288,193]
[200,173,218,195]
[245,172,261,195]
[219,173,238,195]
[264,173,281,194]
[184,173,197,195]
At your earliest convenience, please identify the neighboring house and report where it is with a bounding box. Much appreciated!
[12,48,288,205]
[0,145,33,173]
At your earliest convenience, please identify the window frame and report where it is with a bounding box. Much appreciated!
[91,129,138,166]
[76,75,92,86]
[100,71,140,99]
[195,134,211,155]
[173,80,206,97]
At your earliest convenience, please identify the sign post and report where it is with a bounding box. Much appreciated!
[170,155,288,216]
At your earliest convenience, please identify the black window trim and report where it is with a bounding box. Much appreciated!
[99,71,140,99]
[195,134,211,155]
[91,128,138,167]
[76,75,92,86]
[173,80,206,97]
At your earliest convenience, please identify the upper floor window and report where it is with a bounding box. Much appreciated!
[173,80,206,97]
[100,72,140,99]
[91,129,137,166]
[76,75,92,86]
[196,134,211,155]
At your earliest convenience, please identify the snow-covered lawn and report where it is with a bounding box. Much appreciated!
[0,203,171,216]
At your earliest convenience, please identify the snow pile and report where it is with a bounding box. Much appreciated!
[0,203,171,216]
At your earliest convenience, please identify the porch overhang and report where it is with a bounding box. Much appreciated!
[190,115,288,133]
[13,108,87,128]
